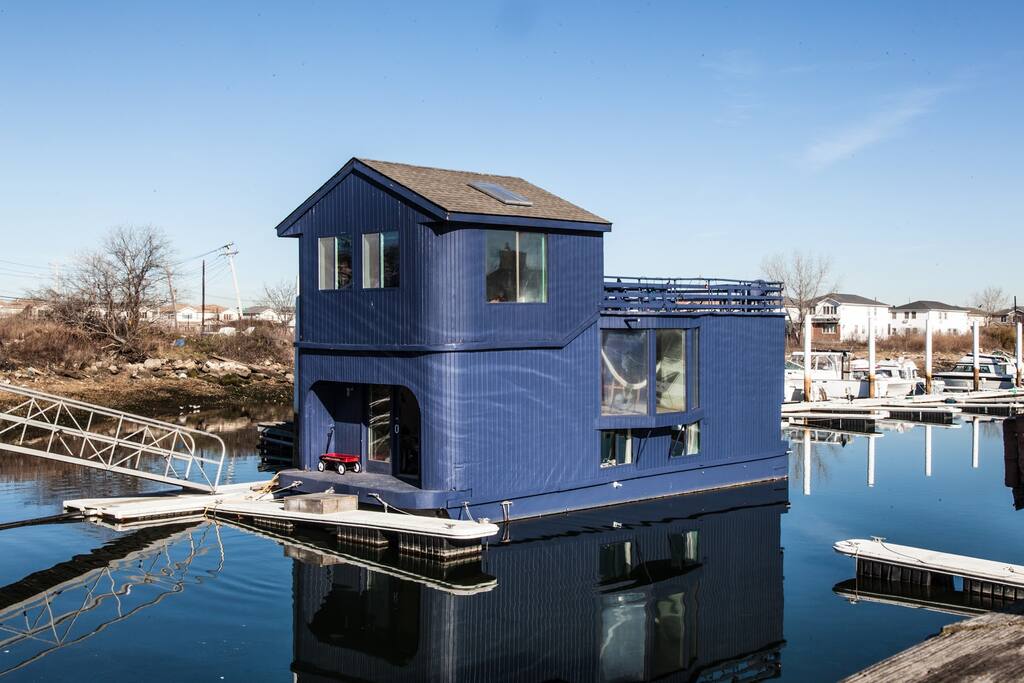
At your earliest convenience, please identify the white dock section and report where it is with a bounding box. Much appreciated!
[834,538,1024,587]
[65,483,500,542]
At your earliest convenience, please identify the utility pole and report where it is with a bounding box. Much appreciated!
[223,243,244,324]
[164,266,178,333]
[200,259,206,336]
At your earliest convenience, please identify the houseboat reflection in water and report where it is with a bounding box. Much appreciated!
[291,481,787,682]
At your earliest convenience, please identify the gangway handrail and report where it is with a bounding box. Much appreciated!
[0,382,226,492]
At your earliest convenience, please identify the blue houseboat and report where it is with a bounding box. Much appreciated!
[275,158,786,519]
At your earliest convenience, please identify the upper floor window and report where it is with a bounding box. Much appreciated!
[318,235,353,290]
[485,230,547,303]
[362,232,399,289]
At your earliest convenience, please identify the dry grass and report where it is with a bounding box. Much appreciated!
[0,316,98,369]
[788,326,1018,355]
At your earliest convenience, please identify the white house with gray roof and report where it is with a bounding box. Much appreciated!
[786,293,891,342]
[889,300,971,336]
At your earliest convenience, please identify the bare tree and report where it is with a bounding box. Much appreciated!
[259,279,297,324]
[761,251,836,340]
[36,225,173,358]
[973,286,1008,313]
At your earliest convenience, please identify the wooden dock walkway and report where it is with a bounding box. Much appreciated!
[842,610,1024,682]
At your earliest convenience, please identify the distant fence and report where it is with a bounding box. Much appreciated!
[603,277,784,315]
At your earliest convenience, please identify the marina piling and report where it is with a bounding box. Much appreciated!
[868,318,876,399]
[924,318,933,394]
[973,321,981,391]
[972,417,980,469]
[1017,322,1022,388]
[867,436,876,488]
[924,425,932,477]
[803,315,812,402]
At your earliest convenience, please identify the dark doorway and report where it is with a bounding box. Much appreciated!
[363,385,421,487]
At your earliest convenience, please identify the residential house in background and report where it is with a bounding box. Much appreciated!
[0,298,47,319]
[996,306,1024,325]
[966,308,990,328]
[158,304,201,327]
[889,300,971,336]
[242,305,280,323]
[802,293,890,342]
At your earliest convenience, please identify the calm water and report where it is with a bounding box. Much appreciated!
[0,410,1018,682]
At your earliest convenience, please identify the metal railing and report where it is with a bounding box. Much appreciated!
[0,384,226,492]
[603,276,784,315]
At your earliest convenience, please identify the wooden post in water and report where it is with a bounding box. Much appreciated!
[803,315,813,402]
[867,436,876,488]
[973,321,981,391]
[925,425,933,477]
[803,427,811,496]
[868,317,876,398]
[925,317,934,394]
[1016,322,1022,388]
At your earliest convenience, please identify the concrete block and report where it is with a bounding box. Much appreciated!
[283,493,358,515]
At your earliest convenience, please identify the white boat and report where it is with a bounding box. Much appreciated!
[850,357,943,396]
[934,352,1019,392]
[784,352,887,402]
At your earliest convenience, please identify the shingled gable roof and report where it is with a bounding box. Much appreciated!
[892,300,968,311]
[813,292,888,307]
[275,158,611,236]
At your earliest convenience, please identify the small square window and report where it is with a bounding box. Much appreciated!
[361,231,399,289]
[600,429,632,467]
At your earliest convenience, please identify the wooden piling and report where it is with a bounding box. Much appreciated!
[868,317,876,399]
[803,315,812,402]
[1016,322,1022,388]
[973,321,981,391]
[924,317,933,394]
[802,427,811,496]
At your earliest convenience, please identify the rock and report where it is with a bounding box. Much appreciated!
[25,367,41,377]
[143,358,164,371]
[176,372,188,380]
[284,372,294,383]
[108,365,119,375]
[172,359,197,372]
[227,362,251,379]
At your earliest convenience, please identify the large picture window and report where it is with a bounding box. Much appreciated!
[318,236,353,290]
[601,330,649,415]
[655,330,686,413]
[362,231,399,289]
[485,230,547,303]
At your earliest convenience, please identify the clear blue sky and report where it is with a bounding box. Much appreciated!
[1,1,1021,308]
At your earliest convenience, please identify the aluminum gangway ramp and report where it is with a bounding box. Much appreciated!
[0,384,225,492]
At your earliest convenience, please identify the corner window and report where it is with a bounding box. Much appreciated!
[600,429,632,467]
[485,230,547,303]
[655,330,686,413]
[318,235,353,290]
[362,231,399,289]
[601,331,648,415]
[669,422,700,457]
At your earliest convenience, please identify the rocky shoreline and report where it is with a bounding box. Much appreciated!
[0,355,294,415]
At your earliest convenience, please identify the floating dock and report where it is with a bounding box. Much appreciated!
[65,483,500,560]
[834,538,1024,599]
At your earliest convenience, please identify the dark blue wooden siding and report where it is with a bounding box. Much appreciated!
[295,312,786,511]
[291,482,786,683]
[295,170,602,350]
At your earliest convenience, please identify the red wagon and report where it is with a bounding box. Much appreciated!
[317,452,362,475]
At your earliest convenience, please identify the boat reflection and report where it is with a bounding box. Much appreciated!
[290,481,788,682]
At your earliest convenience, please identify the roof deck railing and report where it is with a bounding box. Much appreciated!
[603,276,784,315]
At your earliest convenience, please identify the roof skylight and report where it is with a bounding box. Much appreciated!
[468,181,533,207]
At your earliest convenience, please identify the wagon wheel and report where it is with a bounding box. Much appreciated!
[317,460,325,472]
[335,462,346,475]
[352,461,361,474]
